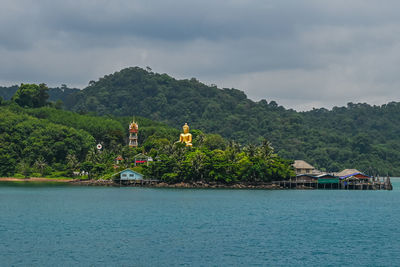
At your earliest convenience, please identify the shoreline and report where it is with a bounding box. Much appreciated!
[2,178,393,190]
[0,177,74,182]
[0,177,287,189]
[68,179,289,189]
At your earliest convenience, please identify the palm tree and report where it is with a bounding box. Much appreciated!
[66,154,79,172]
[195,133,206,147]
[260,139,274,160]
[191,151,206,182]
[228,140,241,154]
[19,161,32,178]
[244,144,258,158]
[34,157,47,177]
[86,148,99,163]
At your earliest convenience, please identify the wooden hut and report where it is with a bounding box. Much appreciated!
[119,169,144,181]
[293,160,316,175]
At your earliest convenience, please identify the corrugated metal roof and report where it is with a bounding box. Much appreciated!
[335,169,361,177]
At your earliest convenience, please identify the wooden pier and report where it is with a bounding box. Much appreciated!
[272,177,393,190]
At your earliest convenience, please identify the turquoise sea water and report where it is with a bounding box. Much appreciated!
[1,179,400,266]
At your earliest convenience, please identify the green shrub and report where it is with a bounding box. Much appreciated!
[49,171,70,178]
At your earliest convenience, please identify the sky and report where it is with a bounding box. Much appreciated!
[1,0,400,110]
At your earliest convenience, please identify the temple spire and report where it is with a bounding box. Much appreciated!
[129,119,138,148]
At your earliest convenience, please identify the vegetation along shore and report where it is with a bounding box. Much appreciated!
[0,67,396,188]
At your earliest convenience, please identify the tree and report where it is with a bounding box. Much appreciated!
[244,144,257,158]
[81,161,94,179]
[66,154,79,173]
[12,83,49,108]
[0,150,16,176]
[18,161,32,178]
[54,100,64,109]
[203,134,226,150]
[352,134,371,154]
[34,157,47,177]
[186,150,207,182]
[92,163,107,178]
[260,139,274,160]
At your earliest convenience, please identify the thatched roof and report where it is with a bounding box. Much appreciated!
[293,160,315,170]
[335,169,361,177]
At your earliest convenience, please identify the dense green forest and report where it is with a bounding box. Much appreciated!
[142,140,293,184]
[2,67,400,175]
[0,85,19,100]
[0,85,79,105]
[0,84,293,182]
[42,67,400,175]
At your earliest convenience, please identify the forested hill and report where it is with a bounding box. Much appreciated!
[0,85,80,104]
[69,67,295,141]
[2,67,400,175]
[0,102,182,177]
[56,67,399,175]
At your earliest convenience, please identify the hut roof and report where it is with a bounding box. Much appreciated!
[293,160,315,170]
[335,169,362,177]
[113,168,144,178]
[120,168,142,175]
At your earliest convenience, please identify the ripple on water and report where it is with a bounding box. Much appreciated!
[1,180,400,266]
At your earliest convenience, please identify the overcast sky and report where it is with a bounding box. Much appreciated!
[1,0,400,110]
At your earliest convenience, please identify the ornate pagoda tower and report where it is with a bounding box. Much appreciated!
[129,119,138,148]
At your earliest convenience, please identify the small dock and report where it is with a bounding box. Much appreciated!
[272,177,393,190]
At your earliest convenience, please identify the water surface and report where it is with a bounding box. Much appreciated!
[1,179,400,266]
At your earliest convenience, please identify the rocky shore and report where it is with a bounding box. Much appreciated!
[152,181,281,189]
[1,177,284,189]
[68,179,283,189]
[69,179,115,186]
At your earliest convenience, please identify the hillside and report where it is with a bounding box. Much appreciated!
[57,67,399,175]
[0,99,294,183]
[69,67,296,142]
[0,85,80,105]
[0,85,19,100]
[2,68,400,175]
[0,102,180,177]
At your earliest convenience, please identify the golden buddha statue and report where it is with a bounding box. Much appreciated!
[179,123,193,147]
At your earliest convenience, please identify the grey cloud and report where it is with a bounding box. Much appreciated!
[0,1,320,46]
[2,0,400,110]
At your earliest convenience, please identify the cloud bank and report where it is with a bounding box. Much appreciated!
[1,0,400,110]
